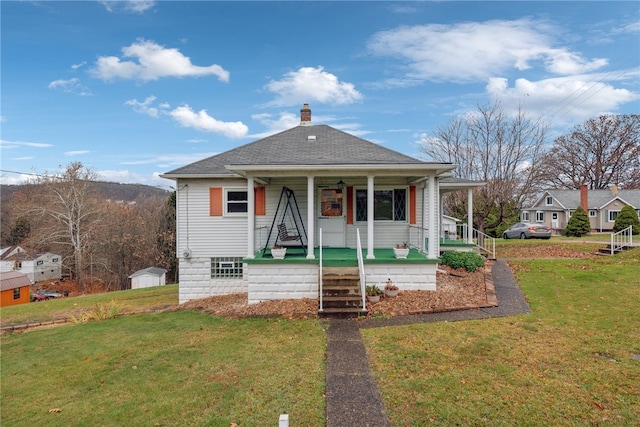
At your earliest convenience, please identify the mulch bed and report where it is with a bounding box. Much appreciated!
[179,261,493,319]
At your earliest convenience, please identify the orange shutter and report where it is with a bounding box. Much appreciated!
[409,186,417,224]
[346,186,354,225]
[254,187,265,215]
[209,187,223,216]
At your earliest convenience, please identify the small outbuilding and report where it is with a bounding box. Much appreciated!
[0,271,32,307]
[129,267,167,289]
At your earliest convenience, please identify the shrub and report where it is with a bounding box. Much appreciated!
[69,300,121,323]
[564,205,591,237]
[614,205,640,234]
[440,251,485,272]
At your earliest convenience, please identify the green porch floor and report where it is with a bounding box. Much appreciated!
[245,247,439,267]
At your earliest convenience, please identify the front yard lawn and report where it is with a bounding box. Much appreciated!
[362,247,640,426]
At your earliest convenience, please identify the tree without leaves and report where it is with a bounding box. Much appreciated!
[420,102,549,234]
[539,114,640,190]
[21,162,103,292]
[156,191,177,283]
[93,197,168,290]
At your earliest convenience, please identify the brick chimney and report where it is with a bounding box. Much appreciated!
[580,184,588,211]
[300,103,312,125]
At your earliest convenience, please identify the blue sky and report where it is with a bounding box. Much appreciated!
[2,1,639,188]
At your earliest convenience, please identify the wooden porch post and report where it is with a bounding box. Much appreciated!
[467,188,473,244]
[306,175,315,259]
[247,177,255,258]
[367,175,375,259]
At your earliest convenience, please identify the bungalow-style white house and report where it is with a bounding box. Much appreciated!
[161,105,484,310]
[522,184,640,234]
[0,246,62,284]
[129,267,167,289]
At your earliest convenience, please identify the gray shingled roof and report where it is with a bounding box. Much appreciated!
[536,189,640,210]
[129,267,167,278]
[162,124,448,177]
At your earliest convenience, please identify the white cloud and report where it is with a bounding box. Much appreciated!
[100,1,156,14]
[169,105,248,138]
[48,78,92,96]
[0,139,53,149]
[64,150,90,157]
[90,39,230,82]
[251,111,300,137]
[125,96,161,117]
[367,19,608,84]
[71,61,86,70]
[265,66,363,106]
[125,96,247,138]
[486,75,640,125]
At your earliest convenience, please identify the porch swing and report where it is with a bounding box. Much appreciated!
[262,187,308,257]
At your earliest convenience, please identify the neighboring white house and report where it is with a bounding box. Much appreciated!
[0,246,62,284]
[161,105,484,306]
[522,184,640,233]
[129,267,167,289]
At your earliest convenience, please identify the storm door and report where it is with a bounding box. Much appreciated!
[317,188,346,247]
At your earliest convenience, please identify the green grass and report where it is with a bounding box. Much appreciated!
[0,284,179,325]
[1,312,326,426]
[362,247,640,426]
[3,242,639,426]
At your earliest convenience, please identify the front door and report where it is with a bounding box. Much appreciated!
[317,187,346,247]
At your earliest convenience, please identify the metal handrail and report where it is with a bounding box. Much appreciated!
[319,228,323,312]
[356,228,366,312]
[611,225,633,255]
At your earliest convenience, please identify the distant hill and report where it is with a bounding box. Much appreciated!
[1,181,170,204]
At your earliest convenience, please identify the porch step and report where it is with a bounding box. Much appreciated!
[319,307,367,317]
[596,245,631,256]
[320,267,365,317]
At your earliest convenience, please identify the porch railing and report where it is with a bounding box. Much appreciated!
[319,228,324,312]
[472,228,496,259]
[356,228,366,312]
[611,225,633,255]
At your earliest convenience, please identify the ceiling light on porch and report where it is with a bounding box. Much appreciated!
[337,179,345,190]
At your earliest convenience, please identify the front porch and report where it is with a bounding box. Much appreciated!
[244,247,439,306]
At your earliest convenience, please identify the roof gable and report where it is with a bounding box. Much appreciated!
[529,189,640,210]
[129,267,167,278]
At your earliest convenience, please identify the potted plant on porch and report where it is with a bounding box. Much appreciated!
[365,285,383,303]
[271,245,287,259]
[384,278,399,298]
[393,242,410,259]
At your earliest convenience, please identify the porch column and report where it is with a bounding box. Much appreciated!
[367,175,375,259]
[427,174,438,259]
[422,183,427,252]
[306,175,315,259]
[247,177,255,258]
[467,188,473,244]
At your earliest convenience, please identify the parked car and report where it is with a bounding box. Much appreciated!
[32,292,49,302]
[32,290,63,301]
[503,222,552,239]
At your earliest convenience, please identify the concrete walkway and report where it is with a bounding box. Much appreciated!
[324,258,530,426]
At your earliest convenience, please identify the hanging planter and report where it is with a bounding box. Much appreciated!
[271,246,287,259]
